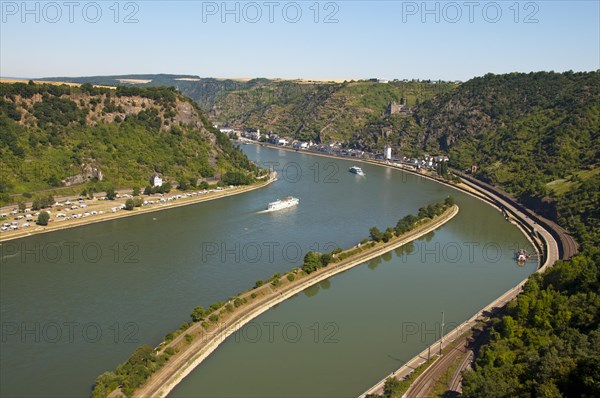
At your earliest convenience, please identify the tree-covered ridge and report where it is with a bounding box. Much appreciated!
[0,82,257,204]
[415,71,599,198]
[461,250,600,398]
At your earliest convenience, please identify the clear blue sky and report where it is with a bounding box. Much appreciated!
[1,1,598,80]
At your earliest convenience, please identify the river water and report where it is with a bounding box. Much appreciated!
[0,145,536,397]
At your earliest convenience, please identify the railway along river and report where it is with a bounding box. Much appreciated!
[0,144,536,397]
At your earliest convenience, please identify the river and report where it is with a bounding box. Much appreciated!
[0,145,536,397]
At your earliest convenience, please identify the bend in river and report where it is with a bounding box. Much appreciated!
[0,145,536,398]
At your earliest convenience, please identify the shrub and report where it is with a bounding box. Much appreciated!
[164,347,176,356]
[233,298,245,307]
[208,302,224,312]
[124,198,135,210]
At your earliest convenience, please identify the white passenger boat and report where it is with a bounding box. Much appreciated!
[266,196,299,211]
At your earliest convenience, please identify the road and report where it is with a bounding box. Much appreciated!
[454,171,577,261]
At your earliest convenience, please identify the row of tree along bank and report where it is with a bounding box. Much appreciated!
[91,197,457,398]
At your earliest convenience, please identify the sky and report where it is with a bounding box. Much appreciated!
[0,0,599,81]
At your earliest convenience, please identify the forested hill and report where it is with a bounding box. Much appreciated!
[414,71,599,197]
[414,71,600,250]
[0,82,257,204]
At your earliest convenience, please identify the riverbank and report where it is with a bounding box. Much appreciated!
[111,205,458,398]
[359,184,560,397]
[0,174,276,243]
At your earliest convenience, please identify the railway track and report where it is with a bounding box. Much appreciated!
[453,171,579,260]
[404,343,468,398]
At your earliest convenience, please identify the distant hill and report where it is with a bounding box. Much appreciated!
[0,81,257,204]
[209,79,456,149]
[41,74,275,111]
[40,74,458,152]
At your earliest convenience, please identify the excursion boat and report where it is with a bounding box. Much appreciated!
[349,166,365,176]
[266,196,299,211]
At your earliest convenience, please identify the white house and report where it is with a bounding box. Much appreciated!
[151,173,163,187]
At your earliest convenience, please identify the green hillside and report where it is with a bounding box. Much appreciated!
[41,75,457,152]
[414,71,599,197]
[0,82,258,206]
[409,71,599,246]
[210,79,456,148]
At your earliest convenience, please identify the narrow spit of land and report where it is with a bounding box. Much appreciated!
[109,205,458,398]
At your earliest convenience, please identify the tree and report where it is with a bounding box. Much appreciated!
[191,306,205,322]
[18,202,25,212]
[437,161,449,178]
[302,251,323,274]
[370,226,384,242]
[178,180,189,191]
[143,185,152,195]
[37,211,50,225]
[159,181,171,194]
[199,181,209,190]
[383,376,401,397]
[124,198,135,210]
[222,171,253,186]
[320,253,332,266]
[106,188,117,200]
[383,227,395,243]
[32,197,41,210]
[132,186,140,196]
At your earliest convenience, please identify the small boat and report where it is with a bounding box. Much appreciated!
[266,196,299,212]
[349,166,365,176]
[515,249,531,263]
